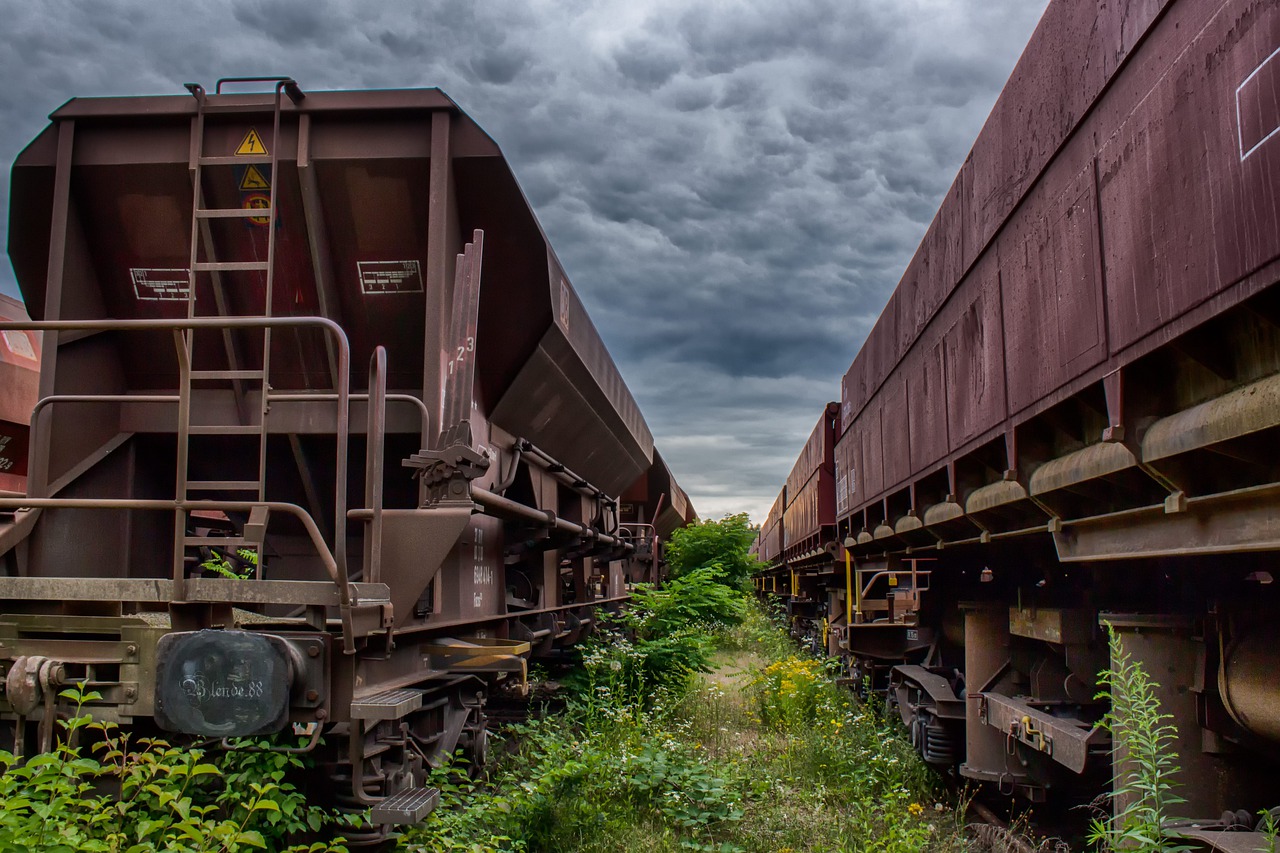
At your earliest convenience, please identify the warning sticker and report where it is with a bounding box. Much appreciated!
[236,128,268,156]
[131,268,190,301]
[238,164,271,191]
[1,331,35,361]
[358,260,423,295]
[242,193,271,225]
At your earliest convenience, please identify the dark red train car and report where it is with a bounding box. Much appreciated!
[1,79,692,835]
[781,403,838,561]
[762,0,1280,825]
[0,295,39,495]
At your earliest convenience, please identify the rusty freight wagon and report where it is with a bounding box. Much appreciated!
[0,295,40,496]
[758,0,1280,829]
[2,78,691,838]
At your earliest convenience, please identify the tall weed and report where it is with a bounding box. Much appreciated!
[1087,624,1192,853]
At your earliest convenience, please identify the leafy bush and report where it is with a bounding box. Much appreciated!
[665,514,762,589]
[0,685,351,853]
[571,565,749,708]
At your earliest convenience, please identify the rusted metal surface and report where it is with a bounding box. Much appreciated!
[1169,829,1275,853]
[759,0,1280,821]
[1,80,692,828]
[784,403,838,505]
[0,295,39,494]
[826,0,1279,526]
[978,691,1106,775]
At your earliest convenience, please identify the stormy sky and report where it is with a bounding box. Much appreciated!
[0,0,1048,522]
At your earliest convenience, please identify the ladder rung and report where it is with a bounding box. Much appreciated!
[198,155,273,166]
[183,536,248,548]
[188,425,263,435]
[190,369,266,380]
[187,480,262,492]
[193,261,270,272]
[195,207,273,219]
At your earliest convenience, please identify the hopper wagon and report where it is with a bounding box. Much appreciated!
[0,295,40,497]
[757,0,1280,830]
[2,77,692,840]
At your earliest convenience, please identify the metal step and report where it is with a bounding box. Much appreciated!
[370,786,439,825]
[349,688,423,722]
[186,480,262,492]
[194,207,274,220]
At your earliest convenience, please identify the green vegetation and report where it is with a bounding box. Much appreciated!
[1087,625,1191,853]
[0,687,351,853]
[402,514,965,853]
[665,513,761,589]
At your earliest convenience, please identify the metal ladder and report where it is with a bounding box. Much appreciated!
[174,79,301,584]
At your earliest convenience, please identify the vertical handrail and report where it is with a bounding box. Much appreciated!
[172,330,193,602]
[363,347,388,585]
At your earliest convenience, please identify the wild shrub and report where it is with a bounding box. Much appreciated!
[571,565,748,707]
[0,684,351,853]
[665,514,762,589]
[1087,624,1192,853]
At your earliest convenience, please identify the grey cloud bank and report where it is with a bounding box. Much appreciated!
[0,0,1049,522]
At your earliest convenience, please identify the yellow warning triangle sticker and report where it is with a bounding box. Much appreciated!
[235,128,268,156]
[239,164,271,191]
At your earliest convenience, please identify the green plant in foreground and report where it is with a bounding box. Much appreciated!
[1087,624,1193,853]
[0,684,348,853]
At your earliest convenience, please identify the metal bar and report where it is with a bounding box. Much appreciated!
[423,110,452,448]
[192,261,270,272]
[0,498,341,588]
[195,207,272,219]
[517,438,613,502]
[30,119,76,500]
[198,155,272,167]
[0,317,353,646]
[0,576,387,608]
[845,548,854,624]
[297,113,343,386]
[173,330,192,601]
[190,369,264,380]
[469,488,631,551]
[364,347,387,584]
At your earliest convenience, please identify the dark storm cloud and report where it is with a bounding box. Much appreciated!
[0,0,1049,521]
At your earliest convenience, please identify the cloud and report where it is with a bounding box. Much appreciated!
[0,0,1048,524]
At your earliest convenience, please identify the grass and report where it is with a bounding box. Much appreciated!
[400,604,969,852]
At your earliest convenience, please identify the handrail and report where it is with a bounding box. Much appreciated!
[0,498,340,590]
[857,569,933,601]
[0,316,353,645]
[363,347,387,584]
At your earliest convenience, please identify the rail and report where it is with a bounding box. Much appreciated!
[363,347,388,585]
[0,316,361,648]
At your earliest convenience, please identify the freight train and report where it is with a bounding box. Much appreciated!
[0,78,693,840]
[755,0,1280,836]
